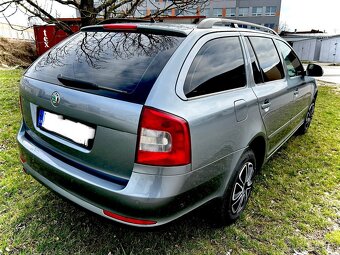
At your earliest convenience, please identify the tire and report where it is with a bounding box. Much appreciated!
[297,101,315,135]
[214,149,256,226]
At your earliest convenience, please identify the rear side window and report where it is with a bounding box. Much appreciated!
[275,40,304,77]
[184,37,246,98]
[249,37,285,82]
[245,37,263,84]
[25,32,184,104]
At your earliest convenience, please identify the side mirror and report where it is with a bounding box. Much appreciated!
[306,64,323,77]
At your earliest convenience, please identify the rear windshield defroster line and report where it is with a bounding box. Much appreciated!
[25,31,185,104]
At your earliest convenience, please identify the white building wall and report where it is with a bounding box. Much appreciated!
[319,37,340,63]
[293,39,317,61]
[0,23,34,40]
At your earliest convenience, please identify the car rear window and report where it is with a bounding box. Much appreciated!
[25,31,185,104]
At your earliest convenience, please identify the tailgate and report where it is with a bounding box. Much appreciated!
[20,77,142,181]
[19,29,185,182]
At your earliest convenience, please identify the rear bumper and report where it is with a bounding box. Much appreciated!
[17,123,222,227]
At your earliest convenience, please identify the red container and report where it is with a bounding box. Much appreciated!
[33,24,80,56]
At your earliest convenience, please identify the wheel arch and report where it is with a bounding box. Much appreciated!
[247,134,267,171]
[314,90,318,101]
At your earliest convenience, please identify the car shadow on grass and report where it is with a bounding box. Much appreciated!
[11,187,229,254]
[10,142,295,254]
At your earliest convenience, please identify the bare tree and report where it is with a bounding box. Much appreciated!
[278,21,290,34]
[0,0,207,34]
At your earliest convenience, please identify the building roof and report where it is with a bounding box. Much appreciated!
[280,30,331,42]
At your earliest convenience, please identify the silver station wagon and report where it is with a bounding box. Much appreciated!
[17,18,323,227]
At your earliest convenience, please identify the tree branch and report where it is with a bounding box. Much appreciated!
[124,0,143,16]
[0,0,19,7]
[16,0,73,34]
[1,0,208,34]
[2,12,32,32]
[96,0,119,14]
[53,0,80,9]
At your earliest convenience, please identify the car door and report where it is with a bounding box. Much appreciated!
[173,32,260,171]
[245,36,293,155]
[274,39,314,128]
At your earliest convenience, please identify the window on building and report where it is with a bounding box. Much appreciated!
[163,9,172,16]
[264,23,275,29]
[137,10,146,16]
[265,6,277,16]
[184,8,197,15]
[199,8,208,16]
[184,37,246,98]
[252,6,263,16]
[250,26,260,31]
[249,37,285,82]
[238,7,249,17]
[226,8,236,17]
[201,8,209,16]
[213,8,223,17]
[275,40,304,78]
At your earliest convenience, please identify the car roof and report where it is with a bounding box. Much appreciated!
[81,22,195,36]
[81,18,279,38]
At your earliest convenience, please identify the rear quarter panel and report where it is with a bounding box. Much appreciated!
[146,31,265,192]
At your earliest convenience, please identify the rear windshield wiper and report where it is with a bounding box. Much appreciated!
[57,74,128,94]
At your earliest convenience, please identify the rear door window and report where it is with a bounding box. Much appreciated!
[25,32,185,104]
[248,37,285,82]
[183,37,246,98]
[245,37,263,84]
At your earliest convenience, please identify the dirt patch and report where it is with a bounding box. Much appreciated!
[0,37,37,68]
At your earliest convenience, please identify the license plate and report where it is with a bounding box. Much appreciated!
[37,109,95,147]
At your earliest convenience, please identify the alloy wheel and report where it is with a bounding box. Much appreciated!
[231,162,254,215]
[305,103,315,129]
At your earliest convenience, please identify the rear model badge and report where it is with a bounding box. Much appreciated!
[51,91,61,107]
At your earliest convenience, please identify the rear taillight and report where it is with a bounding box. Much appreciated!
[136,107,191,166]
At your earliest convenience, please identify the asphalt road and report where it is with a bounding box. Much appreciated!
[316,65,340,84]
[304,63,340,85]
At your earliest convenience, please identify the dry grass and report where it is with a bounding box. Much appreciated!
[0,37,37,68]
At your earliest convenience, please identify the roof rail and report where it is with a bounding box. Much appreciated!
[197,18,279,36]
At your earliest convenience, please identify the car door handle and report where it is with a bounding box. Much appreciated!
[261,100,271,110]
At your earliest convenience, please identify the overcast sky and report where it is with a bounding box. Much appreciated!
[0,0,76,26]
[280,0,340,34]
[1,0,340,34]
